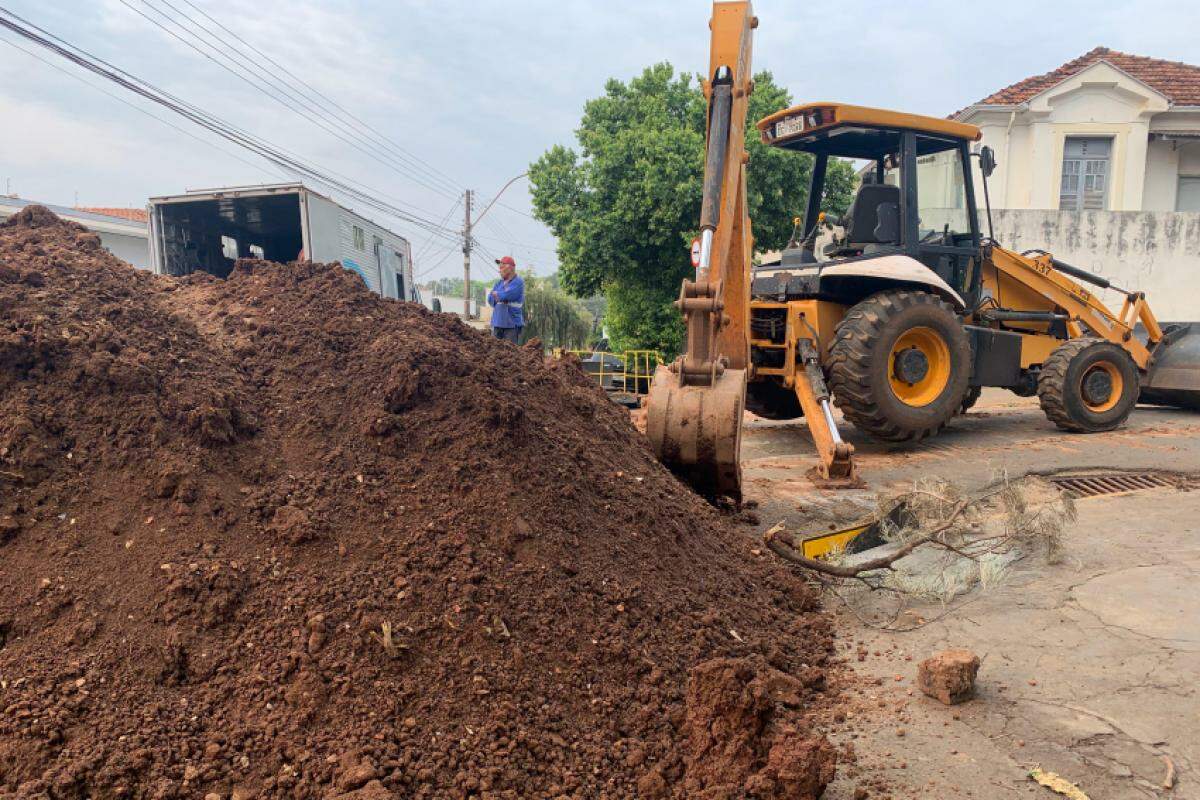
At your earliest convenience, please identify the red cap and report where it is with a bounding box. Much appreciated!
[495,255,516,267]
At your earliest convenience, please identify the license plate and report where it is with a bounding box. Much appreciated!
[775,116,804,139]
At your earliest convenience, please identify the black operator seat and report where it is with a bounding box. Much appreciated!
[844,178,901,249]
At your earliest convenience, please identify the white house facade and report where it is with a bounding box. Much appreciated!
[955,48,1200,213]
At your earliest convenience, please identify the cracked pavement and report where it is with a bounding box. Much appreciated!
[740,390,1200,798]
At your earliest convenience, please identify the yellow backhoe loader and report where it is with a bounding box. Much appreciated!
[646,1,1200,500]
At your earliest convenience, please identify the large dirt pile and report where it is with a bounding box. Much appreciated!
[0,206,837,799]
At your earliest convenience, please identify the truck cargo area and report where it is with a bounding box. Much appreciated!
[155,192,303,278]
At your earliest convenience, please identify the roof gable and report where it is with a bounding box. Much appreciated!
[961,47,1200,113]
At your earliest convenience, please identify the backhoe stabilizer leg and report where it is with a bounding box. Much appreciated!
[794,339,861,487]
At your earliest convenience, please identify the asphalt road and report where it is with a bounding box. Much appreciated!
[739,390,1200,799]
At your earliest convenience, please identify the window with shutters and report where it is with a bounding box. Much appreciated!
[1060,137,1112,211]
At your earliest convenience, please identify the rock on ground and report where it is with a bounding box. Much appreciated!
[917,649,981,705]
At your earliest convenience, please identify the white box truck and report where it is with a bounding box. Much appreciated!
[147,183,419,302]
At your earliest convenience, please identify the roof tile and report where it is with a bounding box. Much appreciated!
[958,47,1200,115]
[77,206,149,223]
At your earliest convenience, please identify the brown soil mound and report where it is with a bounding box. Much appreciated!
[0,206,837,799]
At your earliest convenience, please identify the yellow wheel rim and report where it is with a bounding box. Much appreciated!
[1081,361,1123,413]
[888,326,952,407]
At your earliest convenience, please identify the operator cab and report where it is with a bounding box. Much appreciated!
[753,103,986,308]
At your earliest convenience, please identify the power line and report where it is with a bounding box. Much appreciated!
[478,217,558,257]
[471,236,500,264]
[0,32,284,183]
[116,0,460,201]
[0,7,462,246]
[414,244,459,280]
[174,0,464,196]
[144,0,463,199]
[415,196,462,262]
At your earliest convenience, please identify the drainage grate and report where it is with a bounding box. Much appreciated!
[1047,472,1178,499]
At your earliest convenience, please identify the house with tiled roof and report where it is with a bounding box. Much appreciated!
[954,47,1200,212]
[76,206,150,224]
[0,196,150,268]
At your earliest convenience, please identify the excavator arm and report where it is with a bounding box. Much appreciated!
[646,1,856,498]
[645,2,754,499]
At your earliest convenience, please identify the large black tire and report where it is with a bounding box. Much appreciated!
[745,379,803,420]
[1038,338,1139,432]
[828,290,972,441]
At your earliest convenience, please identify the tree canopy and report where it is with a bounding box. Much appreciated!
[530,63,855,354]
[518,276,594,350]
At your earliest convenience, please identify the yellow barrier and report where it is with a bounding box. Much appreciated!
[565,349,664,396]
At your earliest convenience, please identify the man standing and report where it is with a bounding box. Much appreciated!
[488,255,525,343]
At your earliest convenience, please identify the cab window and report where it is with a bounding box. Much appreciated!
[915,136,970,242]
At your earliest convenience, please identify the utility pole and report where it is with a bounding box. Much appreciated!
[462,189,472,319]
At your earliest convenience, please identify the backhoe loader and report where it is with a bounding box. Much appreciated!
[646,1,1200,500]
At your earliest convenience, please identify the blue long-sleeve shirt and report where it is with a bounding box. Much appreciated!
[488,275,525,328]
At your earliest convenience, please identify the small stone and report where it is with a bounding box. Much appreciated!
[205,794,222,800]
[637,767,669,799]
[917,648,980,705]
[337,761,377,790]
[0,516,20,541]
[183,764,200,781]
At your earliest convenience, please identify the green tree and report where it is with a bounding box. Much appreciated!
[426,276,490,309]
[519,277,593,350]
[530,63,854,354]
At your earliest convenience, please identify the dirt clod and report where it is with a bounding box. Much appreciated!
[0,208,838,798]
[917,649,981,705]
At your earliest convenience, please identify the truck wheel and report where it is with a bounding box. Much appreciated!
[745,379,802,420]
[829,290,971,441]
[1038,338,1139,432]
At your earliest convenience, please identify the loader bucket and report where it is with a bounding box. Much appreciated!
[1141,323,1200,410]
[645,365,745,501]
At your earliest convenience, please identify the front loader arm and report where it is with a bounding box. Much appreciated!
[987,247,1162,370]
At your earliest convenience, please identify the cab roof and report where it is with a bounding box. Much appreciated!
[757,102,982,159]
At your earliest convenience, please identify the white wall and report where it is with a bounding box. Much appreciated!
[99,231,150,269]
[990,209,1200,321]
[1144,139,1181,211]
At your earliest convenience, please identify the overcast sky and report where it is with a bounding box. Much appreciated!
[0,0,1195,281]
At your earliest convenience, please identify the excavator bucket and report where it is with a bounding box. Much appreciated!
[645,365,746,500]
[1141,323,1200,409]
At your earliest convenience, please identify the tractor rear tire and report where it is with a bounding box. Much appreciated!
[828,290,972,442]
[1038,338,1139,432]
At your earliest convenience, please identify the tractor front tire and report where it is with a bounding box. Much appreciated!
[1038,338,1139,432]
[829,290,972,442]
